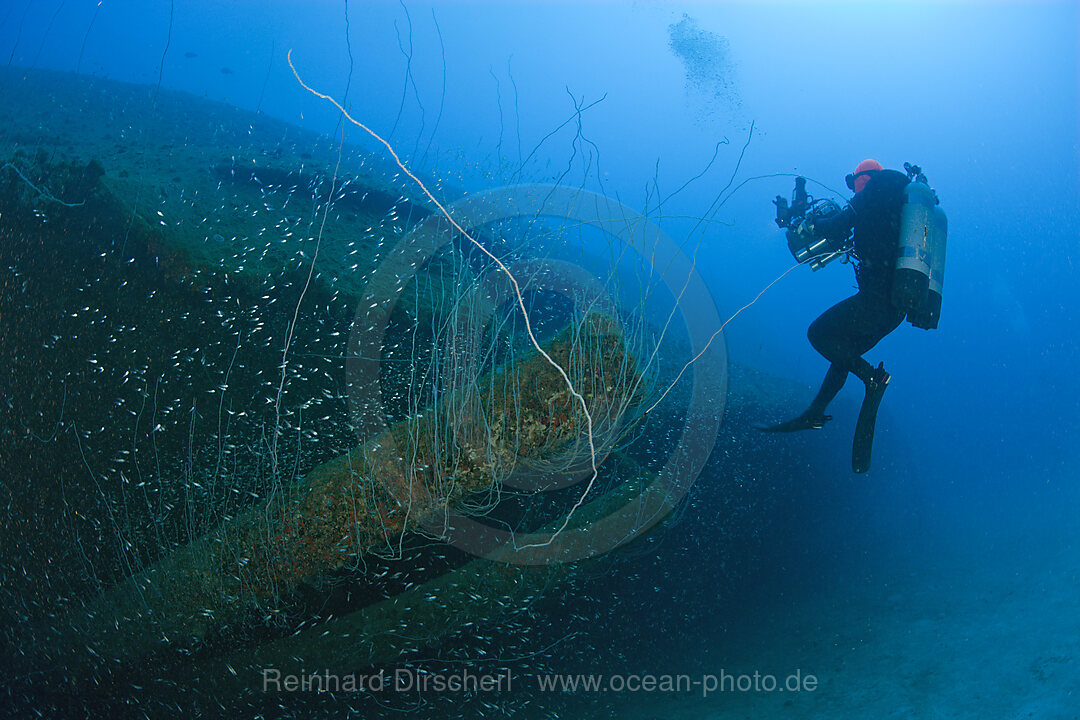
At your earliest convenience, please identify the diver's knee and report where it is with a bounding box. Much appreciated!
[808,327,846,366]
[807,321,828,356]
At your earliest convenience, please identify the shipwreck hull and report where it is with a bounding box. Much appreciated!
[0,67,820,716]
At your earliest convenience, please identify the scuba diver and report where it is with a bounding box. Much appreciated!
[762,159,947,473]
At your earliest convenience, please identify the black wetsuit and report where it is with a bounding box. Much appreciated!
[759,168,909,433]
[806,169,909,369]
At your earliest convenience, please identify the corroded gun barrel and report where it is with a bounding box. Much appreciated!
[55,316,636,670]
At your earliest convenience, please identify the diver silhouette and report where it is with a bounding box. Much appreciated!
[761,159,916,472]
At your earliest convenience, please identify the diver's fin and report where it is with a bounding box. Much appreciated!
[852,364,890,473]
[755,412,832,433]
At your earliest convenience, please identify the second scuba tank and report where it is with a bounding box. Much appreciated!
[892,174,947,329]
[911,206,946,329]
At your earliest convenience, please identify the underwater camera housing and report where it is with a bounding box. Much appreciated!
[774,176,849,271]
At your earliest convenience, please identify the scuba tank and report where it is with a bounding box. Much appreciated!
[891,163,947,329]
